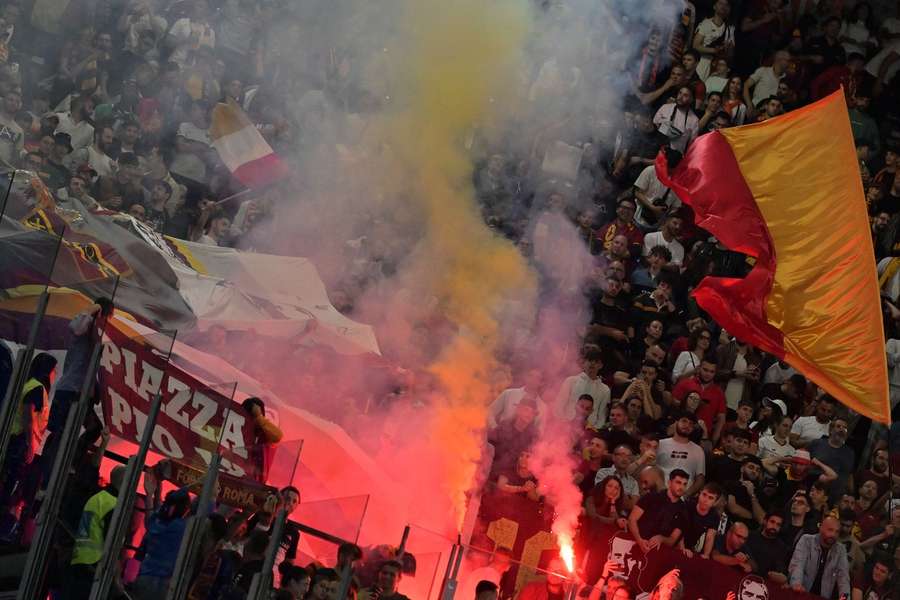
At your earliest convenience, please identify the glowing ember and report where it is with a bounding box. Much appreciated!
[559,539,576,573]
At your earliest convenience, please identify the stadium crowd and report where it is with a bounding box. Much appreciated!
[0,0,899,599]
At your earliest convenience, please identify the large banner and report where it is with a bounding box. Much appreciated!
[99,324,258,480]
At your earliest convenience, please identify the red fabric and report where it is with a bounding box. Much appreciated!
[232,152,289,188]
[655,133,786,358]
[672,376,727,433]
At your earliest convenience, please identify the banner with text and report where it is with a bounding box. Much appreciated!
[99,324,257,480]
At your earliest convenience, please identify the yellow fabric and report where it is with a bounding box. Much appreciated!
[11,378,43,440]
[878,257,900,289]
[720,91,890,423]
[71,490,117,566]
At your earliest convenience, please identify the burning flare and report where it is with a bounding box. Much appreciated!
[559,539,576,573]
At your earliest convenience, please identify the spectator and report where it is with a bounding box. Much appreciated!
[475,581,499,600]
[712,521,752,574]
[554,346,611,430]
[42,299,113,484]
[807,416,855,501]
[790,396,835,448]
[692,0,734,81]
[677,482,722,558]
[67,465,127,600]
[0,352,56,541]
[757,413,795,460]
[671,328,712,383]
[744,512,789,584]
[653,86,699,153]
[723,454,765,526]
[788,516,851,598]
[642,213,685,266]
[656,411,706,494]
[359,560,410,600]
[672,357,726,447]
[241,396,284,483]
[627,468,690,555]
[744,51,790,116]
[594,445,640,503]
[132,486,192,600]
[279,565,311,600]
[850,554,893,600]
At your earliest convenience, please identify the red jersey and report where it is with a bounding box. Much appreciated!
[672,376,727,434]
[595,219,644,255]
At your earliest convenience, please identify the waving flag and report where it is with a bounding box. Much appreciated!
[657,91,890,423]
[210,99,288,188]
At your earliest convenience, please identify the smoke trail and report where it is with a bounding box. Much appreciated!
[527,420,583,571]
[386,0,538,527]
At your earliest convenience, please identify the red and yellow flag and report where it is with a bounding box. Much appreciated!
[658,91,890,423]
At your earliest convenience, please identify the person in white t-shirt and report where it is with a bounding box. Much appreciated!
[744,51,789,111]
[488,368,547,427]
[643,213,685,265]
[653,87,700,154]
[657,411,706,495]
[790,398,835,448]
[693,0,735,80]
[633,164,682,231]
[758,413,796,460]
[554,346,611,429]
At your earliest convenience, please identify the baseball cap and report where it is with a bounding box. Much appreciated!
[763,397,788,416]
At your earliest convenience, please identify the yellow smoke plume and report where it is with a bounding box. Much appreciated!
[388,0,537,528]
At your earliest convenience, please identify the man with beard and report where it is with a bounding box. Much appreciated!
[745,512,789,584]
[788,516,850,598]
[628,469,690,555]
[725,455,766,526]
[594,197,644,256]
[672,359,727,447]
[808,417,855,502]
[588,278,633,365]
[68,124,116,177]
[515,557,567,600]
[856,448,891,499]
[656,412,706,496]
[653,86,700,154]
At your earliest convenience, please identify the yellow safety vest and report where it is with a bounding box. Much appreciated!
[71,490,117,566]
[11,378,44,440]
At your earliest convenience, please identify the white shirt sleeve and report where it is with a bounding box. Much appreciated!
[672,351,695,383]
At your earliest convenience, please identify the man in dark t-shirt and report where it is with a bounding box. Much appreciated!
[745,512,789,583]
[628,468,689,554]
[678,482,723,558]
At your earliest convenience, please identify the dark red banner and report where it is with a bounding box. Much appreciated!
[476,499,823,600]
[99,325,257,479]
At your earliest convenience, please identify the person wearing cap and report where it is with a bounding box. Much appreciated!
[724,454,766,526]
[771,449,838,513]
[44,132,73,191]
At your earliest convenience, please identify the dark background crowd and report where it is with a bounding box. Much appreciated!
[0,0,898,599]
